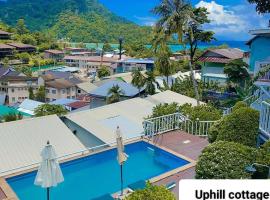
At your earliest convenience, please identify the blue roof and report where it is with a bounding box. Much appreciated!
[122,58,154,64]
[90,80,141,97]
[19,99,44,111]
[50,98,78,106]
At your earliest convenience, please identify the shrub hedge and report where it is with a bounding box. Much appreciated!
[195,141,256,179]
[216,107,259,147]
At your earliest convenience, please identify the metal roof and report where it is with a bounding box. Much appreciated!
[66,91,203,145]
[66,98,155,144]
[0,115,86,176]
[18,99,44,116]
[146,90,205,106]
[90,80,141,97]
[77,82,97,93]
[50,98,78,106]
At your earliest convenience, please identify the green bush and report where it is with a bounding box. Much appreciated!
[150,103,179,118]
[216,107,259,147]
[232,101,248,112]
[179,103,222,121]
[125,182,176,200]
[196,141,256,179]
[208,120,222,143]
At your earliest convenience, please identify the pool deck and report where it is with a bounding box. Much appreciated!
[0,130,208,200]
[152,130,209,199]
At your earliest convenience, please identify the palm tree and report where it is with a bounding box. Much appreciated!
[152,0,201,105]
[107,85,124,104]
[145,71,157,95]
[131,68,145,96]
[154,44,174,85]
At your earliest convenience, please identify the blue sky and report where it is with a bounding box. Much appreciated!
[99,0,270,41]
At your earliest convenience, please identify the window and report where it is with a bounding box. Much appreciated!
[11,89,15,93]
[46,98,50,102]
[72,96,75,99]
[67,96,70,99]
[46,89,49,93]
[78,89,81,94]
[62,89,66,94]
[52,90,56,94]
[12,97,15,102]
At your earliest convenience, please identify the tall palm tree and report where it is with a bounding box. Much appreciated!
[145,71,158,95]
[131,68,145,96]
[154,44,174,84]
[107,85,124,104]
[152,0,200,105]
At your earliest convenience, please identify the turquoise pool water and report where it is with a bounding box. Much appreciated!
[7,141,189,200]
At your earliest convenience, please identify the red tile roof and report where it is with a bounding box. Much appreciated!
[198,57,232,63]
[7,43,36,49]
[67,101,89,109]
[45,49,64,54]
[0,44,15,49]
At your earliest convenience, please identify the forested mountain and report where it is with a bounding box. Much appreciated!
[0,0,152,43]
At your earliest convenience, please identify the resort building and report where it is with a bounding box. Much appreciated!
[0,44,15,58]
[0,30,12,40]
[0,75,39,104]
[199,48,244,85]
[7,43,36,53]
[118,58,154,73]
[45,79,77,102]
[44,49,65,61]
[246,28,270,142]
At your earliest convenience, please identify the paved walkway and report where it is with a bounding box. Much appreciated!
[153,130,209,199]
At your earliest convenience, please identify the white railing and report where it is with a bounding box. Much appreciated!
[259,101,270,138]
[143,113,217,138]
[223,89,261,116]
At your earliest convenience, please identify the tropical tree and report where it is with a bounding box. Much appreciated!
[154,44,175,84]
[152,1,214,105]
[2,112,23,122]
[35,86,46,102]
[145,71,157,95]
[248,0,270,13]
[16,19,29,35]
[125,182,176,200]
[34,104,68,117]
[131,68,145,96]
[97,66,111,78]
[107,85,124,104]
[224,59,250,86]
[28,87,35,100]
[103,42,113,52]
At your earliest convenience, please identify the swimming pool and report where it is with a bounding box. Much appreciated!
[7,141,190,200]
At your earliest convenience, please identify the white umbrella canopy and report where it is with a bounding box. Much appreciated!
[34,141,64,188]
[116,127,128,165]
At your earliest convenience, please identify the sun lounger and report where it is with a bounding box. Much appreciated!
[92,193,114,200]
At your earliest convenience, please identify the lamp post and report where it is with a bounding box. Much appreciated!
[119,37,124,60]
[245,163,270,178]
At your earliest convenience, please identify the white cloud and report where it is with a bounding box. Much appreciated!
[195,0,270,40]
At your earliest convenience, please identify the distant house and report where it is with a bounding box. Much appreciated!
[118,58,154,73]
[76,82,97,96]
[198,48,244,84]
[90,80,143,108]
[0,30,12,40]
[0,75,39,104]
[7,43,36,53]
[246,29,270,75]
[17,99,44,116]
[0,44,15,58]
[45,79,77,102]
[44,49,65,61]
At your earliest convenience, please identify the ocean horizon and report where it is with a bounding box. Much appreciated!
[71,40,249,53]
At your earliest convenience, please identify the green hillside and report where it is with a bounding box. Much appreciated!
[0,0,152,43]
